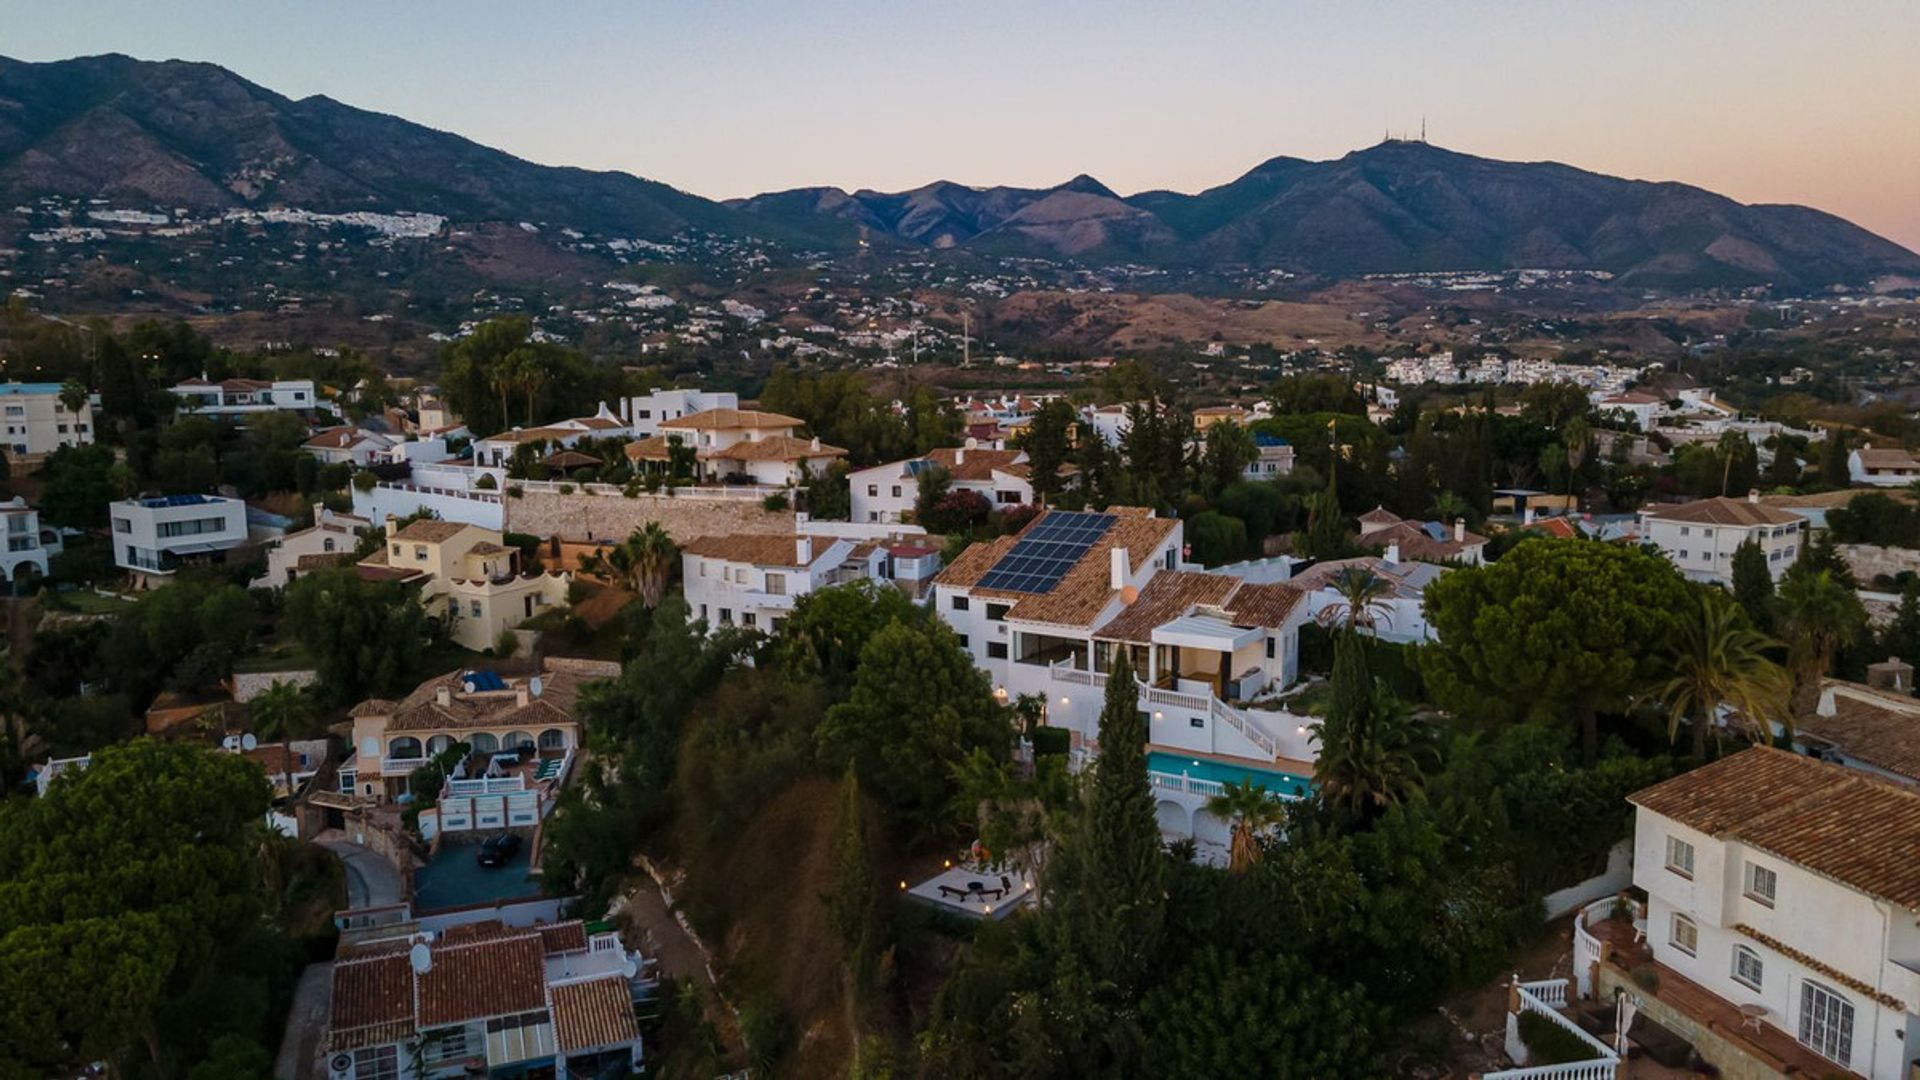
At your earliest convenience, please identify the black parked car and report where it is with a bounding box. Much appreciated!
[476,833,522,867]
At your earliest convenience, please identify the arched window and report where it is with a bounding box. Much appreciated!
[426,734,454,757]
[386,736,423,760]
[504,731,535,751]
[323,537,336,553]
[469,732,499,753]
[537,728,567,751]
[1731,945,1763,990]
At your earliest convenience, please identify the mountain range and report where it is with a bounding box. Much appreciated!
[4,53,1918,290]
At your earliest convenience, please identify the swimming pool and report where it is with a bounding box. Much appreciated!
[1146,751,1313,799]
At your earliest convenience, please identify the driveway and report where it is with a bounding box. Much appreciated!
[316,833,403,910]
[273,960,332,1080]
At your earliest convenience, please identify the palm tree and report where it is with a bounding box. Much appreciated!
[584,524,679,608]
[250,680,317,742]
[58,379,88,417]
[487,362,516,432]
[1204,779,1285,873]
[1310,687,1431,823]
[1563,417,1593,497]
[1653,592,1792,756]
[508,347,549,425]
[1717,430,1750,496]
[1777,567,1866,698]
[1316,567,1394,636]
[1427,491,1470,526]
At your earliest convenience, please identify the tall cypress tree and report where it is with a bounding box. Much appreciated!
[1731,539,1776,632]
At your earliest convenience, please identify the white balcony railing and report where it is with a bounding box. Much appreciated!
[381,756,427,775]
[1048,657,1108,688]
[1149,770,1226,799]
[1485,978,1621,1080]
[1572,896,1644,999]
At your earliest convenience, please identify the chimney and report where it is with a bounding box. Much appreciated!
[1523,507,1536,526]
[1385,542,1401,565]
[1453,518,1465,543]
[1867,657,1914,695]
[1109,547,1128,590]
[810,436,820,452]
[797,535,813,565]
[1748,489,1761,504]
[1816,686,1837,717]
[955,447,966,466]
[515,684,530,707]
[435,685,452,707]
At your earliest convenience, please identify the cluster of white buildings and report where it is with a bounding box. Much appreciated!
[1382,352,1643,392]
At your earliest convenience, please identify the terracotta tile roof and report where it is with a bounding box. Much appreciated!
[1006,511,1180,628]
[1796,680,1920,782]
[392,519,470,543]
[1629,746,1920,910]
[1094,571,1240,644]
[1527,517,1582,540]
[1854,446,1920,470]
[550,977,641,1053]
[305,426,383,450]
[660,407,802,432]
[328,952,416,1050]
[624,434,674,462]
[704,434,846,462]
[296,551,354,571]
[682,533,806,568]
[354,660,606,733]
[540,923,589,953]
[1222,581,1307,628]
[416,932,548,1026]
[926,447,1027,483]
[1357,506,1403,527]
[1640,497,1806,527]
[1363,519,1488,562]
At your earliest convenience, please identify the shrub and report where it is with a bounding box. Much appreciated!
[762,491,790,512]
[1631,964,1660,992]
[1031,726,1071,757]
[507,485,524,499]
[474,473,498,491]
[351,471,378,492]
[495,628,520,658]
[558,482,574,494]
[1516,1009,1599,1065]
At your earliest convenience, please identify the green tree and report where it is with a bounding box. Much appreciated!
[248,680,319,742]
[1777,566,1867,693]
[1140,948,1382,1077]
[771,579,924,699]
[1730,539,1776,631]
[281,567,425,702]
[1653,592,1792,756]
[1420,540,1692,760]
[1818,430,1850,489]
[1199,420,1257,497]
[1311,682,1431,824]
[583,523,678,608]
[1023,399,1075,502]
[39,443,125,529]
[1183,510,1247,567]
[815,618,1006,829]
[1204,779,1284,874]
[1885,580,1920,671]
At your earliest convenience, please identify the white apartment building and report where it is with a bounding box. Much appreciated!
[108,494,249,584]
[170,376,320,416]
[0,382,94,456]
[1620,748,1920,1077]
[1637,494,1808,585]
[625,388,739,437]
[848,444,1044,524]
[0,497,59,583]
[1850,445,1920,488]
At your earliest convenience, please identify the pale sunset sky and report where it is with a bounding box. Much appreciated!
[5,0,1917,251]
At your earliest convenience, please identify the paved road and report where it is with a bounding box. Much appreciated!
[316,834,403,909]
[273,961,332,1080]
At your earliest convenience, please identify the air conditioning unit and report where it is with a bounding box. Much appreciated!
[327,1052,356,1080]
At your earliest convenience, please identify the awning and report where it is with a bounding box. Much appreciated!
[1151,615,1263,652]
[165,540,239,556]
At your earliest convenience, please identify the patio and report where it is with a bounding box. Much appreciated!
[904,865,1035,921]
[1595,958,1864,1078]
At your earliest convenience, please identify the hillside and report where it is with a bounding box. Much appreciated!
[2,54,1916,292]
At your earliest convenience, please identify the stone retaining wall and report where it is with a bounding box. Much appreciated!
[504,489,795,543]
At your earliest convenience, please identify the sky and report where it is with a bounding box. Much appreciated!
[5,1,1919,252]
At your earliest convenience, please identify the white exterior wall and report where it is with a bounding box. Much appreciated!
[1634,806,1920,1077]
[0,384,95,456]
[1639,516,1805,585]
[1243,444,1295,481]
[1851,450,1920,488]
[108,496,249,576]
[352,479,505,530]
[683,538,850,633]
[849,463,917,524]
[171,378,317,415]
[627,389,738,436]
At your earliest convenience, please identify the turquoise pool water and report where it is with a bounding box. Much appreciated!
[1146,751,1313,799]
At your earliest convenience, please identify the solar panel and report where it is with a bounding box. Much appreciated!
[975,511,1117,594]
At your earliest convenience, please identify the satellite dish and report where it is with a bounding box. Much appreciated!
[409,942,433,974]
[529,676,544,698]
[620,957,637,979]
[222,735,240,751]
[463,680,478,693]
[241,733,258,751]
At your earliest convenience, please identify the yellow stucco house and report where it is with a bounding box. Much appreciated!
[357,516,571,652]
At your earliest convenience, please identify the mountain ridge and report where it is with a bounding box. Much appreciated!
[3,53,1916,289]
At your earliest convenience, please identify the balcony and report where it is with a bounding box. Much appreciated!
[381,756,427,776]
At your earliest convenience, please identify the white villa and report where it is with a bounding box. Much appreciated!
[0,381,94,457]
[625,408,845,487]
[251,504,372,590]
[1581,748,1920,1078]
[847,443,1049,524]
[472,404,631,468]
[0,497,60,584]
[304,426,402,467]
[933,509,1318,853]
[170,376,321,417]
[624,388,739,437]
[1246,434,1295,481]
[1850,445,1920,488]
[1637,494,1808,585]
[109,493,250,585]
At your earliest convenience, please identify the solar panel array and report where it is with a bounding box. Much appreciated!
[975,512,1118,594]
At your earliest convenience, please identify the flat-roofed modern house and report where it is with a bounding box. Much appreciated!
[109,493,249,585]
[1637,494,1808,585]
[1850,445,1920,488]
[325,912,653,1079]
[624,388,738,437]
[0,381,94,457]
[170,375,320,416]
[1577,748,1920,1078]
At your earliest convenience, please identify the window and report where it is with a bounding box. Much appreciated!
[1680,526,1691,536]
[1665,835,1695,878]
[891,485,902,498]
[743,612,757,627]
[1266,637,1275,660]
[1798,981,1854,1064]
[951,595,970,611]
[323,537,336,553]
[351,1045,400,1080]
[113,517,132,534]
[867,484,878,497]
[1732,945,1764,990]
[469,601,481,618]
[986,603,1009,622]
[1745,861,1777,906]
[414,545,428,561]
[718,608,733,624]
[958,634,969,649]
[699,560,707,577]
[1190,716,1205,728]
[987,641,1008,659]
[1678,549,1690,560]
[1670,913,1697,956]
[766,572,786,595]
